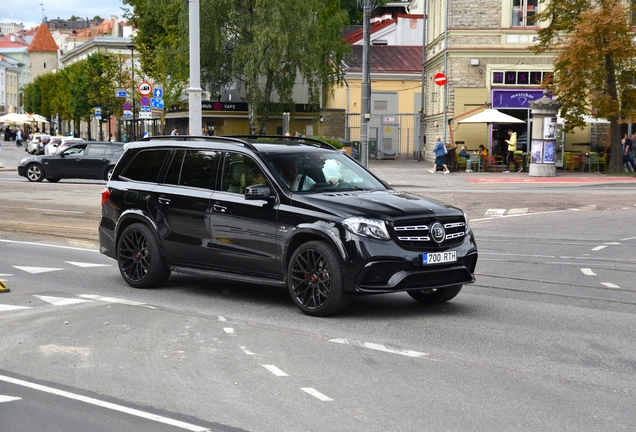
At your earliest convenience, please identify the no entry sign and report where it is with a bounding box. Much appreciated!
[434,72,447,86]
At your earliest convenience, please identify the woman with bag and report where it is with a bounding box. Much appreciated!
[429,135,450,174]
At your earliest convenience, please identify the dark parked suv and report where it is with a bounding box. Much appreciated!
[99,136,477,316]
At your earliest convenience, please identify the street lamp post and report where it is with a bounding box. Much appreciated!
[126,44,136,142]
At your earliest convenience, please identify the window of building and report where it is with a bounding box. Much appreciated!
[492,70,552,86]
[511,0,538,27]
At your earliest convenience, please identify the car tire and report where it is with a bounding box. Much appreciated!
[105,166,114,181]
[25,164,44,182]
[407,285,463,304]
[117,223,171,288]
[288,240,352,316]
[46,178,61,183]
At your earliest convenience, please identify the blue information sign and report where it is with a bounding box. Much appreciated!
[150,98,164,109]
[115,91,127,98]
[153,88,163,99]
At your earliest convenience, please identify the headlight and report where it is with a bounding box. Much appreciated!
[463,211,471,232]
[342,216,390,240]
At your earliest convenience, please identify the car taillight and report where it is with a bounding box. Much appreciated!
[101,187,110,207]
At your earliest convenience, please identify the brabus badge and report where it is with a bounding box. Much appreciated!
[430,222,446,244]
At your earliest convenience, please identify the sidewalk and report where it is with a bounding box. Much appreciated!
[2,140,635,187]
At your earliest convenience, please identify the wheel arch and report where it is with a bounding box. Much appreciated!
[283,224,348,273]
[114,210,168,259]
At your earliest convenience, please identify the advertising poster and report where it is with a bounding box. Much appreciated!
[543,141,556,163]
[531,140,543,163]
[543,116,557,139]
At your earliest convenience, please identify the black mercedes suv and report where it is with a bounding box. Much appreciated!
[99,135,477,316]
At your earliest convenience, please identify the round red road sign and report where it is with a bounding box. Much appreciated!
[434,72,447,86]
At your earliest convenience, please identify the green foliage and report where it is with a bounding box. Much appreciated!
[308,136,343,149]
[124,0,349,135]
[531,0,636,172]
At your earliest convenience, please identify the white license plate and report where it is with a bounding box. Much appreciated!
[423,250,457,265]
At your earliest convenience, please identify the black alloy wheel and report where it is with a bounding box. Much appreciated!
[407,284,463,304]
[25,164,44,182]
[288,240,352,316]
[117,223,170,288]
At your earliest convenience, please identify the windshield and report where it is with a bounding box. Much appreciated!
[263,150,388,192]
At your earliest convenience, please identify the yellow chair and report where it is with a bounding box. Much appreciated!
[456,157,467,171]
[564,152,571,171]
[597,153,607,171]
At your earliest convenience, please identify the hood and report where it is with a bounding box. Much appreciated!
[294,189,461,221]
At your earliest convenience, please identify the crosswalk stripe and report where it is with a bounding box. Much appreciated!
[12,266,63,274]
[33,295,94,306]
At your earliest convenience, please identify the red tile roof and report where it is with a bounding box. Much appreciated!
[67,18,114,39]
[345,45,422,74]
[27,24,58,52]
[344,18,397,45]
[0,33,29,49]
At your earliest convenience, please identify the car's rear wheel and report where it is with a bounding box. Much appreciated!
[46,178,60,183]
[407,285,463,304]
[117,223,170,288]
[25,164,44,182]
[105,166,114,181]
[288,240,352,316]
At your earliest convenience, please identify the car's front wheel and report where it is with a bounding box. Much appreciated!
[117,223,171,288]
[25,164,44,182]
[407,285,463,304]
[288,240,352,316]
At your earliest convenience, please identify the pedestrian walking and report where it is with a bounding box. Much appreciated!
[15,128,23,147]
[429,136,450,174]
[504,129,520,173]
[171,127,179,136]
[625,134,635,172]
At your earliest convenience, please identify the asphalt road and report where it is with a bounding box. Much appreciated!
[1,146,636,431]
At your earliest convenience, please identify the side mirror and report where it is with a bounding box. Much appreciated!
[245,184,273,201]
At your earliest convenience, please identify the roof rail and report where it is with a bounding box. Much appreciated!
[225,135,338,151]
[135,135,257,152]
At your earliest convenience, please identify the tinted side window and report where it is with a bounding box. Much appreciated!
[86,144,108,155]
[164,150,185,186]
[179,150,220,189]
[221,152,266,193]
[121,150,169,183]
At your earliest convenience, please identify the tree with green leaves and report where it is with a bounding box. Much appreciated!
[124,0,350,135]
[531,0,636,172]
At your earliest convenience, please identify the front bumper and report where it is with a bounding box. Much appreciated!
[342,230,477,294]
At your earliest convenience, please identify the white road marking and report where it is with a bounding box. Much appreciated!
[507,208,529,215]
[13,266,64,274]
[65,261,112,268]
[601,282,620,289]
[0,395,21,403]
[78,295,157,309]
[262,365,289,377]
[300,388,333,402]
[218,316,227,322]
[0,374,209,431]
[330,338,428,358]
[581,268,596,276]
[592,246,607,251]
[604,242,621,245]
[485,209,506,217]
[34,295,94,306]
[0,239,98,252]
[240,346,256,355]
[0,304,31,311]
[0,274,14,277]
[223,328,235,335]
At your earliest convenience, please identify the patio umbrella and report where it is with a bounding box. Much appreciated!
[457,109,526,125]
[24,113,50,124]
[0,112,31,123]
[456,108,526,155]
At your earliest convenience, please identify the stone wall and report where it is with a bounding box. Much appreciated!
[316,108,346,139]
[449,1,502,28]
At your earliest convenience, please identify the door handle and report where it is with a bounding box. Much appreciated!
[213,204,227,213]
[158,197,171,205]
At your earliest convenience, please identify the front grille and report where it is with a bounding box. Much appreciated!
[391,216,466,249]
[358,261,473,291]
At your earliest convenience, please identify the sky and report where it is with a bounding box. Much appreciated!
[1,0,128,31]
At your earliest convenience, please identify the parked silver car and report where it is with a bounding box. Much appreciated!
[26,133,51,155]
